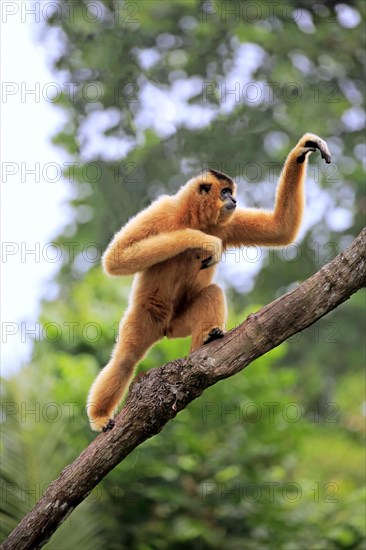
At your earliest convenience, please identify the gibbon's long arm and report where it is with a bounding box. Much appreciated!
[103,228,221,276]
[221,133,331,248]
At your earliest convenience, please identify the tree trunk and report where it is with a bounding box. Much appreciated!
[2,228,365,550]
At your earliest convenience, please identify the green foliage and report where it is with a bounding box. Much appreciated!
[2,1,365,548]
[0,376,103,549]
[47,0,364,271]
[2,272,365,548]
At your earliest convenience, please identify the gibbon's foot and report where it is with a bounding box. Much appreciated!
[102,418,115,432]
[89,413,115,432]
[203,327,225,345]
[297,137,331,164]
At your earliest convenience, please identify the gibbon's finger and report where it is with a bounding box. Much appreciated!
[297,147,317,164]
[201,256,213,270]
[200,255,220,270]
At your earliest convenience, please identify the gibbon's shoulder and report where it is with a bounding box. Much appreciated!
[136,193,176,220]
[120,193,178,238]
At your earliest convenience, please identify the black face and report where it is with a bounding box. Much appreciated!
[221,187,236,211]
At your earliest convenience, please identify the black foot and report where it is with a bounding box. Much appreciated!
[102,419,115,432]
[203,327,225,345]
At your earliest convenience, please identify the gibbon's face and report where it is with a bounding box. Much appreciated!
[197,169,237,226]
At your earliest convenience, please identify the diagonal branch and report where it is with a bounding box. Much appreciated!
[2,228,365,550]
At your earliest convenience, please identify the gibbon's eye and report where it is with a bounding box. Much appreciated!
[199,184,212,194]
[221,188,232,197]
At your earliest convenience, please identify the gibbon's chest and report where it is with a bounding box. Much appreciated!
[136,248,216,299]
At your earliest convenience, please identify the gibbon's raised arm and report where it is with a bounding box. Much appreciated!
[221,133,331,248]
[103,228,221,276]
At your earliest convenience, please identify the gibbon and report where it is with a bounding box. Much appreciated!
[87,133,331,431]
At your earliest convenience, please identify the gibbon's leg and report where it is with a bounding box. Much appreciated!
[167,284,227,352]
[87,308,164,431]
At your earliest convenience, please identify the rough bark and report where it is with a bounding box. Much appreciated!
[2,228,365,550]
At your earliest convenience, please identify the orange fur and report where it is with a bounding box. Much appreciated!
[87,133,330,431]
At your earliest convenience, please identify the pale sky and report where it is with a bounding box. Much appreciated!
[1,14,71,373]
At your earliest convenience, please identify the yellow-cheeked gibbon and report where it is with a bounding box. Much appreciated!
[87,133,331,431]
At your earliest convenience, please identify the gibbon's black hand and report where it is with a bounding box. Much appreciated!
[304,138,331,163]
[297,137,331,164]
[201,255,214,270]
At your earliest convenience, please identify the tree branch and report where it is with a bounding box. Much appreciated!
[2,228,365,550]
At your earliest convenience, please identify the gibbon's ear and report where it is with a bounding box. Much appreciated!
[199,183,212,194]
